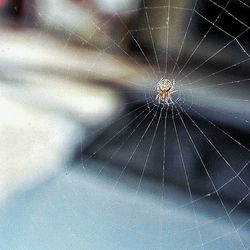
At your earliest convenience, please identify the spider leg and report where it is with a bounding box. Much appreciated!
[155,94,160,104]
[159,96,162,105]
[169,97,174,105]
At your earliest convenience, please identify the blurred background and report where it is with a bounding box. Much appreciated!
[0,0,249,249]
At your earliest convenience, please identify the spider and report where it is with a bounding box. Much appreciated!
[155,78,176,105]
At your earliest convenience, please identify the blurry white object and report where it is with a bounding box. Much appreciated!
[36,0,140,47]
[37,0,98,36]
[0,89,80,204]
[4,74,120,126]
[0,27,125,205]
[0,28,147,89]
[95,0,139,14]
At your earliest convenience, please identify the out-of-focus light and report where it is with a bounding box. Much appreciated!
[0,0,7,8]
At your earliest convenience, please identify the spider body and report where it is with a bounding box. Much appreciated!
[155,78,176,105]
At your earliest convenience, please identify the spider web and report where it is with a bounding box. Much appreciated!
[18,0,250,249]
